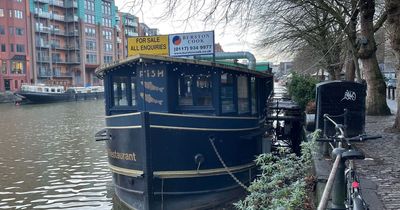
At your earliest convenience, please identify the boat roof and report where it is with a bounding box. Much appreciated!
[95,54,272,79]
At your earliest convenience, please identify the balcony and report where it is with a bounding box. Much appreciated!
[126,32,138,37]
[66,45,80,50]
[65,15,79,22]
[116,38,121,43]
[53,71,73,77]
[49,0,64,7]
[34,0,49,4]
[50,28,65,36]
[65,1,78,8]
[67,30,79,36]
[37,56,50,62]
[38,69,52,77]
[36,27,50,33]
[125,21,138,27]
[66,59,80,64]
[34,10,50,18]
[50,13,65,21]
[36,42,50,48]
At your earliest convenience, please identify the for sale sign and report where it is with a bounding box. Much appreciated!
[168,31,214,57]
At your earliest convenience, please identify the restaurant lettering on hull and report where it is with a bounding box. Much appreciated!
[128,35,169,56]
[127,31,215,57]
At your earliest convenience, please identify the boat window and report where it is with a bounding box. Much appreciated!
[44,88,49,92]
[37,87,42,92]
[131,76,136,106]
[57,89,61,93]
[113,76,129,106]
[51,88,55,93]
[238,76,249,113]
[251,77,258,114]
[178,75,193,106]
[195,75,212,106]
[221,73,235,113]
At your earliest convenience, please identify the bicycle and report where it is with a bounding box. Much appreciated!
[316,113,381,210]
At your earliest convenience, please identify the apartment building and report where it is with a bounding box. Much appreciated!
[0,0,31,92]
[116,12,139,59]
[139,23,159,36]
[30,0,117,87]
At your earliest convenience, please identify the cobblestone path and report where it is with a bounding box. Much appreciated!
[355,115,400,210]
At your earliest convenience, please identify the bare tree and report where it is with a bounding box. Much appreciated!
[127,0,390,114]
[358,0,391,115]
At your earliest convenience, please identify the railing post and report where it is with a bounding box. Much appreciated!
[322,118,330,156]
[331,148,346,210]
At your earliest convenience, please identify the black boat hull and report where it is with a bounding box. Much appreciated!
[16,91,104,103]
[105,112,264,210]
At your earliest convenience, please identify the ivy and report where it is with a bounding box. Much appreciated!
[287,72,319,110]
[235,130,321,210]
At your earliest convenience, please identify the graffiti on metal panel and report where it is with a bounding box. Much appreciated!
[341,90,356,101]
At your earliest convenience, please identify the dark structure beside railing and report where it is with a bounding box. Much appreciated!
[387,86,396,100]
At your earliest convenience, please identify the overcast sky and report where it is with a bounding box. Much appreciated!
[114,0,280,62]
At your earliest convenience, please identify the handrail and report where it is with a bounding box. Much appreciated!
[317,154,341,210]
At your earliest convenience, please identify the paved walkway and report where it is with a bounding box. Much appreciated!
[353,99,400,210]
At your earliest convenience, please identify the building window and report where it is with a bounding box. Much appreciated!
[1,44,5,52]
[9,27,13,35]
[85,14,95,24]
[102,18,111,27]
[86,53,97,64]
[16,44,24,53]
[237,76,249,113]
[104,55,113,63]
[86,40,96,51]
[195,75,213,106]
[1,60,6,74]
[0,25,4,35]
[104,43,112,52]
[14,10,23,19]
[102,30,112,40]
[85,0,95,11]
[85,27,96,37]
[11,61,24,74]
[0,9,4,17]
[221,73,235,113]
[102,1,111,15]
[15,80,18,89]
[10,44,14,52]
[16,28,24,35]
[113,76,130,106]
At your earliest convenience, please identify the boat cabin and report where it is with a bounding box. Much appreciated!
[96,55,273,117]
[20,84,65,93]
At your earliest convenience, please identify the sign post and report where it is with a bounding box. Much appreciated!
[168,31,215,57]
[128,35,169,56]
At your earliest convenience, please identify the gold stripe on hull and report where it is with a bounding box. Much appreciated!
[153,162,256,179]
[150,125,260,131]
[109,164,144,177]
[109,162,256,179]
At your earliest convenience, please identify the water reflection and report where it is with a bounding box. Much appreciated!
[0,101,115,210]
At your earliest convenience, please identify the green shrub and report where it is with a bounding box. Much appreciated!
[287,72,319,110]
[235,130,321,210]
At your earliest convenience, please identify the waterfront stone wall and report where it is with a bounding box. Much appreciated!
[0,92,18,103]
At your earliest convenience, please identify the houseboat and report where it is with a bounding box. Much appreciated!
[15,84,104,103]
[95,54,273,210]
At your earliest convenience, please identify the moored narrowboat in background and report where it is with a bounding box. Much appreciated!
[15,84,104,104]
[95,54,273,210]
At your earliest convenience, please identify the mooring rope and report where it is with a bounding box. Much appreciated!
[209,137,250,192]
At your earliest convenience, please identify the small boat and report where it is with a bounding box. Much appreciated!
[15,84,104,104]
[95,54,273,210]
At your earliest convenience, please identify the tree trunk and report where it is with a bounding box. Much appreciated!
[359,0,391,115]
[345,49,356,81]
[386,0,400,129]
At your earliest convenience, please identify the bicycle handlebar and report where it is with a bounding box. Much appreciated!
[316,134,382,143]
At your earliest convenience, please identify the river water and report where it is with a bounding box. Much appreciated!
[0,100,115,209]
